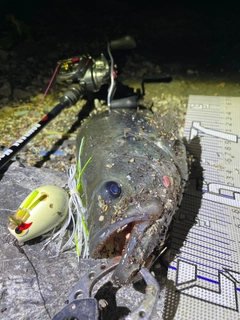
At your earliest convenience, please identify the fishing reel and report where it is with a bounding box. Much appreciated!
[56,35,137,108]
[56,53,110,92]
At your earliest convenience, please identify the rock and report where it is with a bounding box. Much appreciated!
[0,81,12,98]
[13,110,29,117]
[13,88,31,100]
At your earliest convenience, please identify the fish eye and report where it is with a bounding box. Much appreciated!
[106,181,121,198]
[101,181,122,201]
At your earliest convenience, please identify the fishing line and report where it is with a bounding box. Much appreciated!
[3,235,52,319]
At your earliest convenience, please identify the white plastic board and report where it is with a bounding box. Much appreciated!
[164,96,240,319]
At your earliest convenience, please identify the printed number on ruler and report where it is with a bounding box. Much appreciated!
[189,109,239,206]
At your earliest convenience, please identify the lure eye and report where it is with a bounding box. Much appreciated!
[15,227,23,235]
[105,181,121,199]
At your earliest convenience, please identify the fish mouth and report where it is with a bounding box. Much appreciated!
[89,199,164,285]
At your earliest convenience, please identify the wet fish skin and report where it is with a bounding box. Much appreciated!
[76,108,188,285]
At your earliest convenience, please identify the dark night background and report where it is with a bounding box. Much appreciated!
[1,0,240,70]
[0,0,240,113]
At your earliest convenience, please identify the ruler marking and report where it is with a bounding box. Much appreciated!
[188,230,235,243]
[182,209,229,223]
[172,240,234,256]
[171,238,235,255]
[173,256,229,271]
[173,227,235,244]
[174,239,236,255]
[167,96,240,318]
[177,249,238,265]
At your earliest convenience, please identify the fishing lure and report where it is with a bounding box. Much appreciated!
[7,138,90,258]
[7,185,69,242]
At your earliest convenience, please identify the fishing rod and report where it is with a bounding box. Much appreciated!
[0,36,137,171]
[0,86,82,171]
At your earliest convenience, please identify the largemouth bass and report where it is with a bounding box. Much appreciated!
[76,108,188,285]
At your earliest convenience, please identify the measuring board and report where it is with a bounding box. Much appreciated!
[164,95,240,319]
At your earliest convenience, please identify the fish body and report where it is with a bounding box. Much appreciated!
[77,108,188,285]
